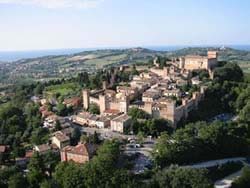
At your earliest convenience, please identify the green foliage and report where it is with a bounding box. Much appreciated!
[0,166,19,187]
[207,161,243,182]
[31,127,49,145]
[214,62,243,83]
[128,107,150,119]
[8,173,28,188]
[153,121,249,167]
[81,131,101,144]
[88,103,100,115]
[56,103,68,116]
[131,118,173,137]
[239,102,250,123]
[53,161,85,188]
[34,83,44,95]
[71,127,81,145]
[152,166,213,188]
[54,120,62,131]
[27,152,46,188]
[53,140,137,188]
[231,166,250,188]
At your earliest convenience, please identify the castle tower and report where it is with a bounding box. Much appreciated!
[82,89,90,110]
[144,102,153,115]
[179,57,185,69]
[99,94,107,114]
[207,51,218,59]
[119,95,129,114]
[166,100,176,124]
[102,81,108,90]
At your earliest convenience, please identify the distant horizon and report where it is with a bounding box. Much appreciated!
[1,44,250,53]
[1,44,250,62]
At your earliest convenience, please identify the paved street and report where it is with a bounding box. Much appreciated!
[183,157,246,169]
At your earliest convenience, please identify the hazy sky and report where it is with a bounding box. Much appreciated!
[0,0,250,51]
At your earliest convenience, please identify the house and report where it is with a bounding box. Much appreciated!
[73,112,92,126]
[110,114,132,133]
[0,145,8,154]
[73,112,110,128]
[51,131,70,149]
[63,97,81,109]
[34,144,51,154]
[60,143,96,164]
[0,145,9,163]
[60,127,73,137]
[89,115,110,129]
[15,150,33,167]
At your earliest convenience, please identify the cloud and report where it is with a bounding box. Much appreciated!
[0,0,104,9]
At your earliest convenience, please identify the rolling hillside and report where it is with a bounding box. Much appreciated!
[1,47,250,85]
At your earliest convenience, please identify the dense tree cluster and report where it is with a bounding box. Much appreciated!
[231,166,250,188]
[188,62,247,121]
[151,166,213,188]
[153,121,249,167]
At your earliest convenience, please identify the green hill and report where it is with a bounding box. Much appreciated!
[1,47,250,85]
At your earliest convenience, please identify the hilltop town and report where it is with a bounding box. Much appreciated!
[0,49,250,187]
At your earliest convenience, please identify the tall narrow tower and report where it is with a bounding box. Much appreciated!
[82,89,90,110]
[119,95,129,114]
[99,94,107,114]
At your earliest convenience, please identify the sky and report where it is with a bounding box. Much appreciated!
[0,0,250,51]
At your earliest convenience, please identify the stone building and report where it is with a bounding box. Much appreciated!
[179,51,218,70]
[60,143,96,164]
[51,131,70,149]
[110,114,132,133]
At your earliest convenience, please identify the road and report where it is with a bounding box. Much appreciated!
[214,169,243,188]
[183,157,246,169]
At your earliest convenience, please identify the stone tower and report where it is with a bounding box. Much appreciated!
[207,51,218,59]
[99,94,107,114]
[119,95,129,114]
[102,81,108,90]
[166,100,176,124]
[82,89,90,110]
[179,57,185,69]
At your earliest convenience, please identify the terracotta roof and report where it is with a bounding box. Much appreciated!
[53,132,70,142]
[25,150,34,158]
[62,143,96,156]
[35,144,51,152]
[103,109,120,114]
[111,114,131,122]
[0,145,6,153]
[63,97,81,105]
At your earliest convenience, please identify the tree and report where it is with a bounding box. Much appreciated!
[231,166,250,188]
[239,102,250,123]
[31,127,49,145]
[27,152,46,188]
[71,127,81,145]
[235,88,250,112]
[152,166,213,188]
[137,131,145,145]
[56,103,67,116]
[34,83,44,95]
[128,107,150,119]
[54,120,62,131]
[53,162,85,188]
[214,62,243,83]
[8,173,28,188]
[88,103,100,115]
